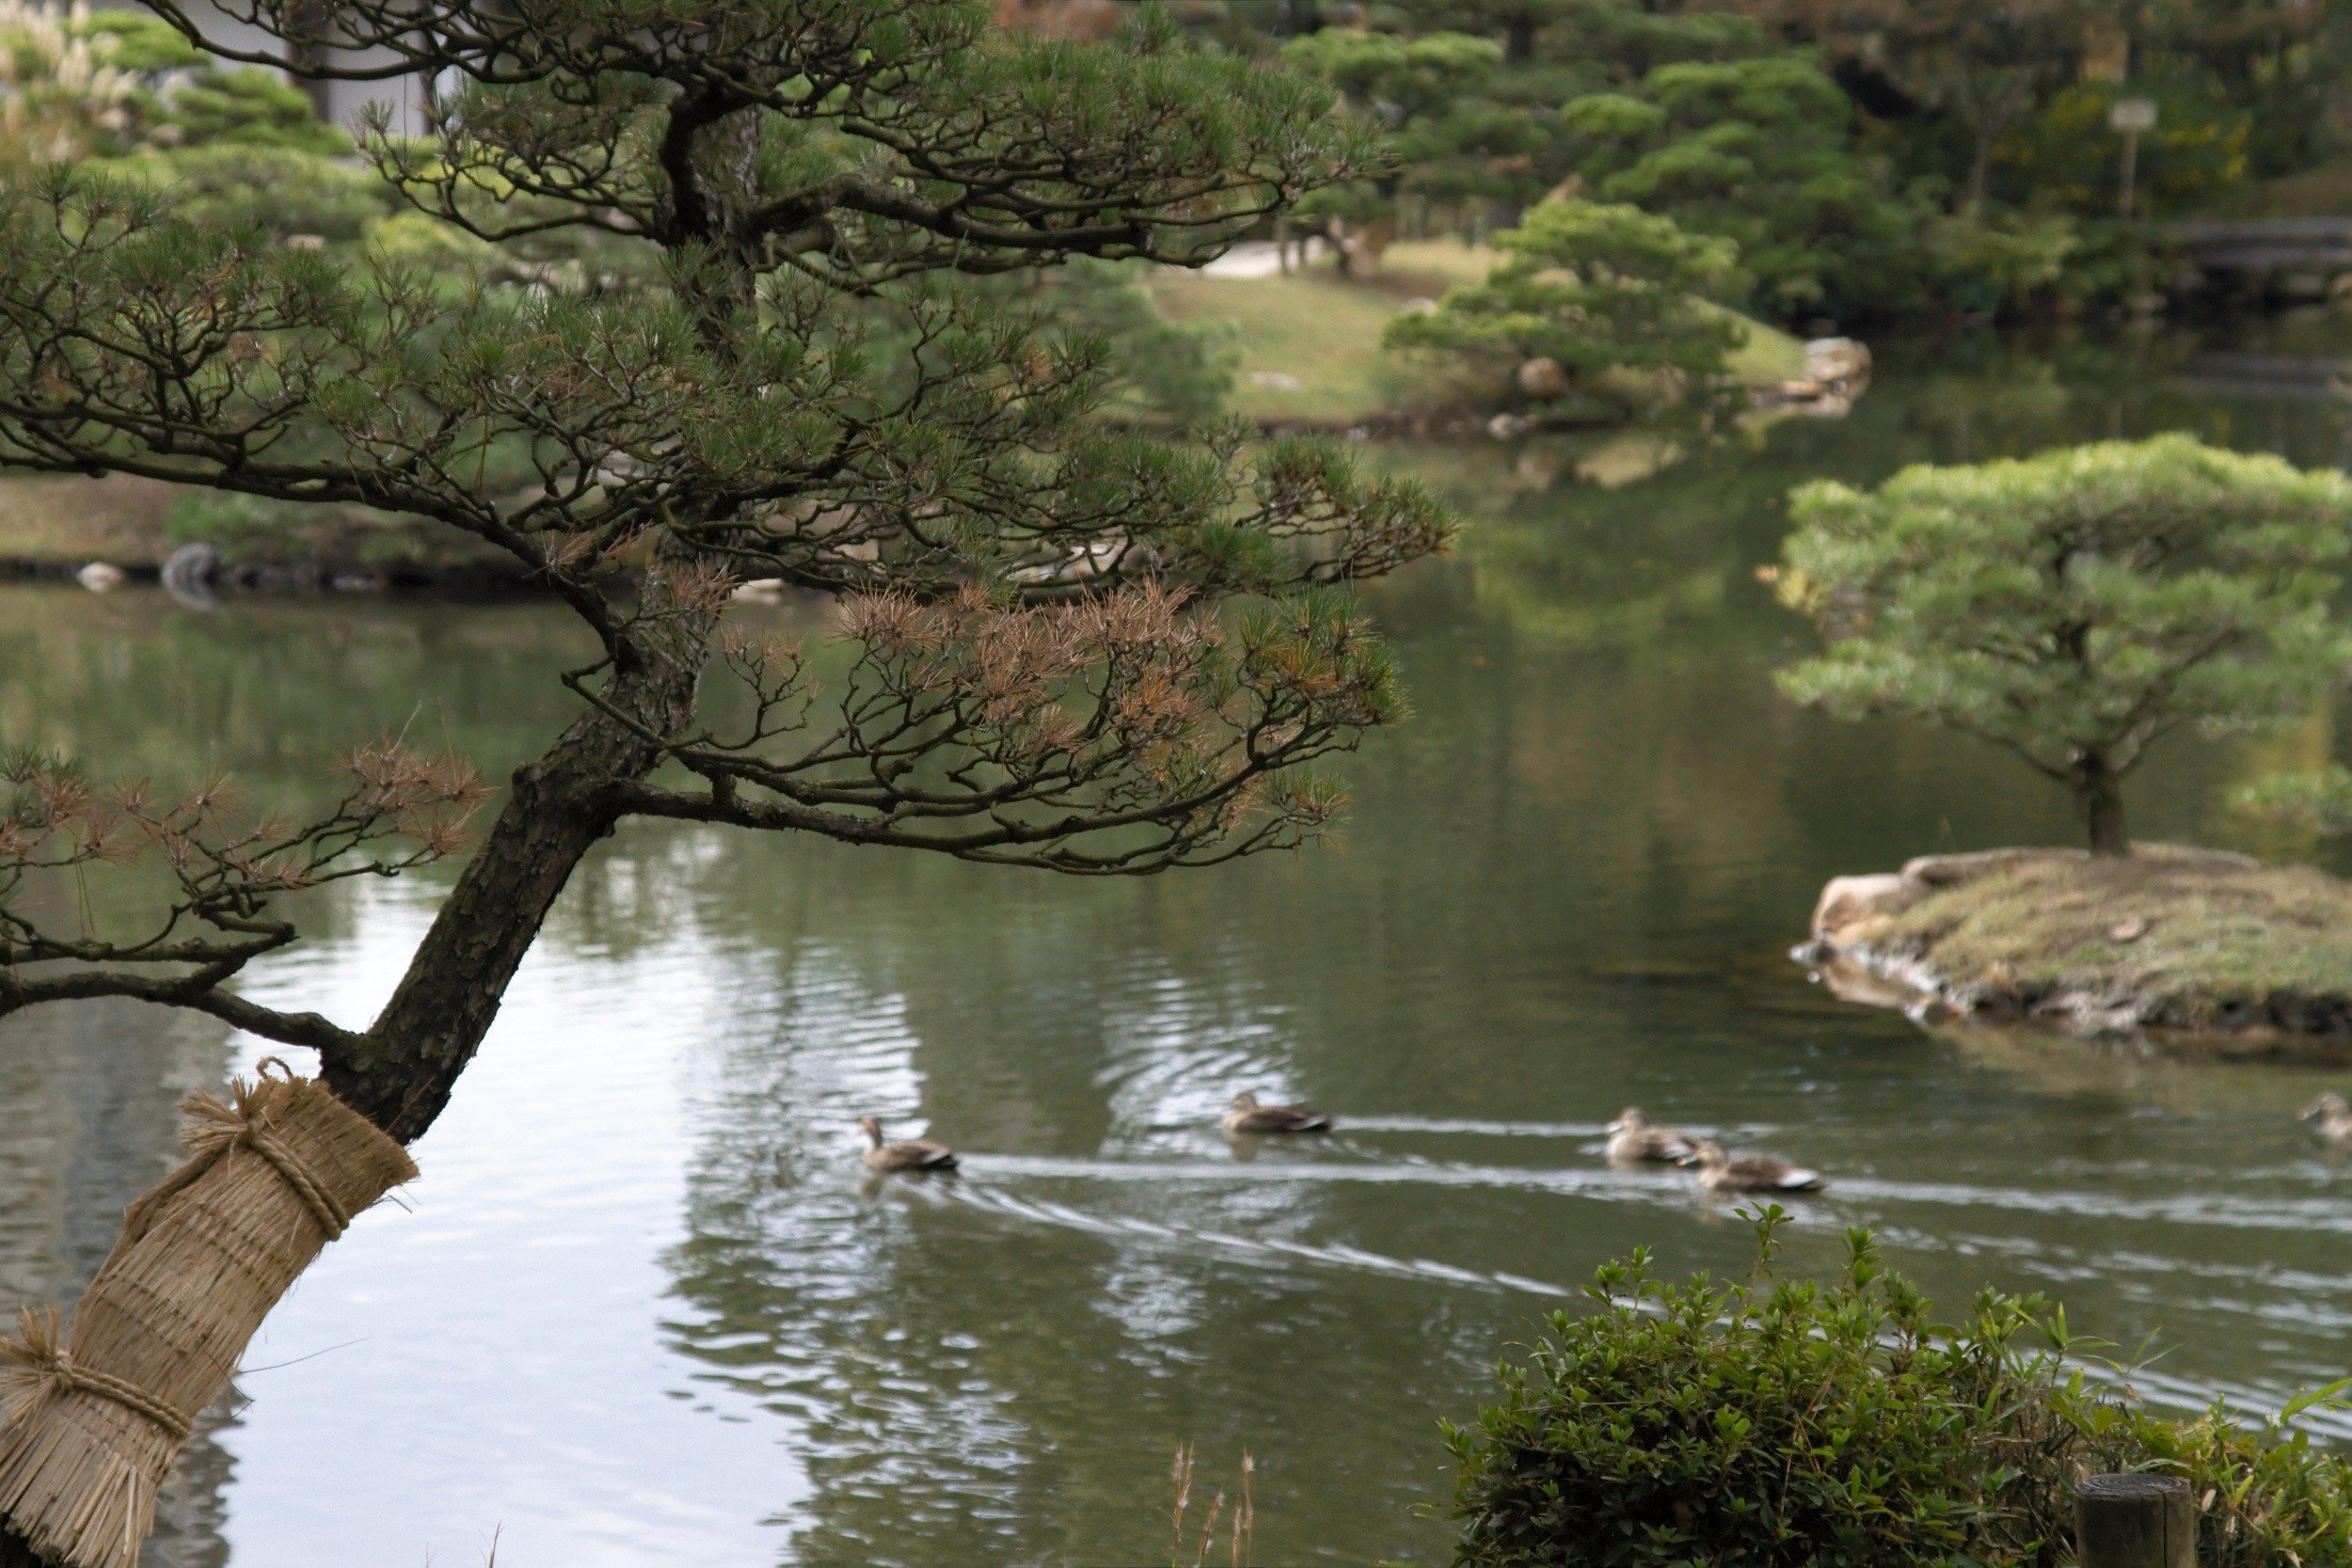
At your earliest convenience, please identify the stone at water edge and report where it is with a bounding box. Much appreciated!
[1802,337,1871,392]
[1809,872,1925,944]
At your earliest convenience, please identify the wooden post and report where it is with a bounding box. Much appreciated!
[2076,1474,2197,1568]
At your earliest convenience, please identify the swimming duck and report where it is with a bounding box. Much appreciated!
[2301,1092,2352,1142]
[1221,1092,1332,1134]
[859,1117,958,1173]
[1605,1107,1697,1164]
[1679,1139,1825,1194]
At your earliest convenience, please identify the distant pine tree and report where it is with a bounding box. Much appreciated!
[1776,435,2352,854]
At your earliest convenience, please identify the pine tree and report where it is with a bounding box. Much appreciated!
[1775,435,2352,855]
[0,5,1451,1556]
[1386,197,1743,404]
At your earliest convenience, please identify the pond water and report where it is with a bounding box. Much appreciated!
[5,328,2352,1568]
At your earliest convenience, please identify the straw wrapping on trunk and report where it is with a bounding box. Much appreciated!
[0,1315,190,1443]
[0,1060,416,1568]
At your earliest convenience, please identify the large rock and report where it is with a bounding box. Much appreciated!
[161,542,221,610]
[1515,356,1568,399]
[1810,872,1925,942]
[1802,337,1871,393]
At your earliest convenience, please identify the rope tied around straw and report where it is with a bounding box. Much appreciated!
[176,1057,353,1242]
[0,1058,417,1568]
[0,1312,191,1444]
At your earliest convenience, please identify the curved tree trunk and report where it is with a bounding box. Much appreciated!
[328,645,703,1140]
[0,632,707,1566]
[2,78,759,1568]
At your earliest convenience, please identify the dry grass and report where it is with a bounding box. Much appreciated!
[1168,1443,1255,1568]
[1878,845,2352,1009]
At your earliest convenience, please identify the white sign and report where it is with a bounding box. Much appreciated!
[2109,97,2158,135]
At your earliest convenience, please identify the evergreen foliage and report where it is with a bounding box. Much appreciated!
[0,1,346,164]
[1257,0,2352,320]
[1031,258,1239,424]
[1388,197,1742,404]
[0,0,1454,1156]
[0,22,1458,1552]
[1447,1213,2352,1568]
[1278,23,1567,223]
[1776,436,2352,854]
[1555,50,1915,319]
[2239,764,2352,838]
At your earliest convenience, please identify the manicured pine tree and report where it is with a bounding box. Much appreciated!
[0,3,1451,1559]
[1387,197,1744,404]
[1775,434,2352,855]
[1552,44,1915,320]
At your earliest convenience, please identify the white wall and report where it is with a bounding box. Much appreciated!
[99,1,432,138]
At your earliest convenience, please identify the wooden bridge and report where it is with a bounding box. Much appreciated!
[2169,218,2352,292]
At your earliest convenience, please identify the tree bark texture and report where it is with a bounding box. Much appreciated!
[2072,751,2132,857]
[1963,131,1994,217]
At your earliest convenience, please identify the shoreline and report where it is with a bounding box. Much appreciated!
[0,554,542,597]
[1797,846,2352,1048]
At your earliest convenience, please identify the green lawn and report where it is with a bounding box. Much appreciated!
[1148,239,1807,426]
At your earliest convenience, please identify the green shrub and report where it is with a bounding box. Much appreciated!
[1037,257,1236,425]
[0,5,342,166]
[2003,71,2250,223]
[158,64,349,155]
[92,144,393,242]
[1389,198,1743,414]
[1557,53,1920,323]
[1923,210,2080,318]
[2066,1384,2352,1568]
[1445,1213,2352,1567]
[2237,764,2352,838]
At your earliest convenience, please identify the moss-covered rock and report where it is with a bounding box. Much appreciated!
[1799,845,2352,1041]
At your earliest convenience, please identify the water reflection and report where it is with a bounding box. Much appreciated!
[0,332,2349,1565]
[0,1001,233,1568]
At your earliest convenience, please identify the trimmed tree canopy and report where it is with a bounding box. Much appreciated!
[1557,51,1913,319]
[1776,434,2352,854]
[1386,197,1742,399]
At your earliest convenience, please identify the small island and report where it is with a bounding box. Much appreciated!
[1772,436,2352,1046]
[1799,846,2352,1041]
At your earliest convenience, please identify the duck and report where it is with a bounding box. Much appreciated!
[2300,1092,2352,1142]
[1605,1107,1697,1164]
[859,1116,958,1173]
[1679,1139,1826,1195]
[1220,1092,1332,1134]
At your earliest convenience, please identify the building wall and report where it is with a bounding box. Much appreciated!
[98,2,433,138]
